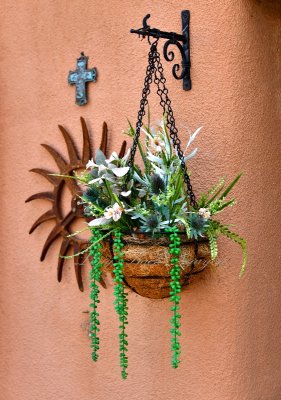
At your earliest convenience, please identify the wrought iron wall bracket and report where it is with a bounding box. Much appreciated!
[130,10,191,91]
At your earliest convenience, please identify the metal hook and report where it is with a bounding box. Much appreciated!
[143,14,151,30]
[130,10,192,90]
[148,35,159,46]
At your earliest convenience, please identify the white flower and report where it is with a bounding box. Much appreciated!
[137,188,146,198]
[112,167,130,177]
[88,177,103,184]
[98,164,107,172]
[88,217,109,227]
[120,190,131,197]
[86,159,107,172]
[88,164,108,185]
[104,203,124,222]
[104,209,113,219]
[151,136,165,153]
[185,126,202,150]
[198,208,211,219]
[106,152,119,163]
[86,159,97,169]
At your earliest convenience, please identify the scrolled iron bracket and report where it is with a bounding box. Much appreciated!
[130,10,191,91]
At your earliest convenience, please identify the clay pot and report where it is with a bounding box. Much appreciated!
[101,234,211,299]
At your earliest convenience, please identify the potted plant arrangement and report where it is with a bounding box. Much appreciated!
[65,114,247,379]
[51,40,247,379]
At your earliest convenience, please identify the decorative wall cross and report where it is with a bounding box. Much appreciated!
[68,52,97,106]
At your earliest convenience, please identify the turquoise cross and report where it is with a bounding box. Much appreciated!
[68,52,97,106]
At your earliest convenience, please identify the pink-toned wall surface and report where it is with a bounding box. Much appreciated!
[1,1,281,399]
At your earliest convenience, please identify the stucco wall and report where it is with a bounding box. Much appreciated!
[1,1,281,399]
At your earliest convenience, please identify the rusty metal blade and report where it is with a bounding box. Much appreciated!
[57,239,70,282]
[99,276,107,289]
[40,224,62,262]
[118,140,127,158]
[100,122,108,156]
[40,144,77,195]
[73,242,84,292]
[41,144,68,172]
[30,168,61,185]
[40,211,75,261]
[29,209,56,234]
[25,192,55,203]
[27,117,117,292]
[58,125,79,164]
[80,117,91,163]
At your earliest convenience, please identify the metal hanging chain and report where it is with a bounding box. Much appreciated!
[128,40,197,207]
[127,41,156,169]
[152,46,197,207]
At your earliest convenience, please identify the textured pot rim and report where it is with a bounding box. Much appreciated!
[122,232,207,245]
[102,230,208,240]
[102,231,209,249]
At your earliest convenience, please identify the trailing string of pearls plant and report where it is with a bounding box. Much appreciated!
[89,225,184,378]
[167,226,182,369]
[89,229,103,362]
[112,230,129,379]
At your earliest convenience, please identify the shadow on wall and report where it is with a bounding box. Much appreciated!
[252,0,281,16]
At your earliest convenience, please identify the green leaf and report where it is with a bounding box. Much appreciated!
[206,177,225,205]
[212,221,247,276]
[207,230,218,260]
[219,173,242,200]
[216,199,235,212]
[95,149,106,165]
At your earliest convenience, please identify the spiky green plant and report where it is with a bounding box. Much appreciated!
[188,213,209,240]
[140,214,161,233]
[150,173,166,195]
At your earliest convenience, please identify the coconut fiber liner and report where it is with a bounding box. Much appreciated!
[100,234,212,299]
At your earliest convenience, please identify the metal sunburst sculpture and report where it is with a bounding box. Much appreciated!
[26,117,126,291]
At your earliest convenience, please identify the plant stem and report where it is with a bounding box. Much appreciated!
[167,226,182,368]
[103,179,114,202]
[112,230,128,379]
[89,229,103,362]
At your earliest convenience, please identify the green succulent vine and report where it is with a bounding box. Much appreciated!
[167,226,182,368]
[112,230,129,379]
[88,227,185,376]
[89,228,103,362]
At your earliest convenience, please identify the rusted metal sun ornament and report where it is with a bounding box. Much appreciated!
[26,117,126,291]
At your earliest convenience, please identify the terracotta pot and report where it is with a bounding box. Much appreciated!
[101,234,211,299]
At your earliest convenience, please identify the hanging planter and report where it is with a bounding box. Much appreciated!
[49,40,247,379]
[117,234,209,299]
[100,234,211,299]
